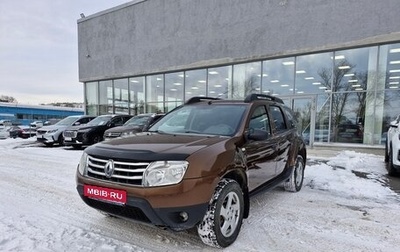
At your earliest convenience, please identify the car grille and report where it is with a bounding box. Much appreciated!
[64,130,77,138]
[87,155,148,186]
[36,129,46,135]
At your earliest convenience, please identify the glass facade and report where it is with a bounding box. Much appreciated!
[83,43,400,146]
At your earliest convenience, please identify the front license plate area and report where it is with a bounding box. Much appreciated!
[84,185,127,205]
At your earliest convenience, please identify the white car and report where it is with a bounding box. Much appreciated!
[30,121,44,129]
[385,115,400,176]
[0,126,11,139]
[36,115,95,146]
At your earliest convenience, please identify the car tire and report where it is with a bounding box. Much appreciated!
[93,135,102,144]
[58,135,64,146]
[384,141,389,163]
[284,155,305,192]
[197,178,244,248]
[388,147,397,176]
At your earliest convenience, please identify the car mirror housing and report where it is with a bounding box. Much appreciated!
[389,120,398,128]
[248,129,269,141]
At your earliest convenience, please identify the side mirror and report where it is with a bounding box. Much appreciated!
[248,129,269,141]
[73,122,81,126]
[389,120,398,128]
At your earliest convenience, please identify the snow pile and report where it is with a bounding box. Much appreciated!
[0,138,399,251]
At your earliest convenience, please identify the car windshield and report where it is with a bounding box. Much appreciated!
[124,115,149,126]
[55,116,80,126]
[149,104,247,136]
[87,116,112,126]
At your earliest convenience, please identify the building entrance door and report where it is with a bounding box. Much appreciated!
[281,95,317,147]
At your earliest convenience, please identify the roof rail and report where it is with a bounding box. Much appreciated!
[185,96,221,104]
[244,94,284,104]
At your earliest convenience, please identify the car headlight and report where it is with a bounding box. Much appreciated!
[121,131,134,137]
[143,161,188,187]
[78,152,88,175]
[47,129,58,133]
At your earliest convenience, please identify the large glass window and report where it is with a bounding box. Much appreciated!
[114,78,129,114]
[233,62,261,99]
[185,69,207,100]
[331,92,367,144]
[165,72,184,112]
[379,43,400,90]
[84,43,400,147]
[85,82,98,115]
[262,58,294,96]
[295,53,333,94]
[146,74,164,113]
[99,80,113,114]
[129,77,145,115]
[208,66,232,99]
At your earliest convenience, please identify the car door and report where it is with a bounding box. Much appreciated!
[244,105,278,192]
[269,105,292,175]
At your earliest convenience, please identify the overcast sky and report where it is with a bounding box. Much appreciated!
[0,0,131,105]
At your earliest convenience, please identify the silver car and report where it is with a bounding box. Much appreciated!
[36,115,95,146]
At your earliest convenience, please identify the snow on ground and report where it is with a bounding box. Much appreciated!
[0,137,399,252]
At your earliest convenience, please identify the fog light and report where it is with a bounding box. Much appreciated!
[179,211,188,222]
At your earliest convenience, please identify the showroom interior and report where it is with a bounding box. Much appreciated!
[77,0,400,146]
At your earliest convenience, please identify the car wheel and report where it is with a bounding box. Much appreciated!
[384,141,389,163]
[58,135,64,146]
[388,147,397,176]
[93,135,102,143]
[197,178,244,248]
[284,155,305,192]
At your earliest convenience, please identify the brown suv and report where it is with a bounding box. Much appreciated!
[76,94,307,248]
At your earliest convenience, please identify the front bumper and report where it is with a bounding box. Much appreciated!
[37,134,57,144]
[391,135,400,168]
[64,138,83,146]
[76,184,209,230]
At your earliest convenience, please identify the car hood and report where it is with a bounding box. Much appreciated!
[66,125,97,131]
[37,125,68,131]
[85,132,230,161]
[105,125,142,133]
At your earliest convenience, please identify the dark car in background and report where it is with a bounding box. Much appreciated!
[103,113,164,140]
[336,123,363,143]
[36,115,95,146]
[63,114,132,149]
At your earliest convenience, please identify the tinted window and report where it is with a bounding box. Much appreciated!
[249,106,271,135]
[282,106,297,129]
[270,106,287,132]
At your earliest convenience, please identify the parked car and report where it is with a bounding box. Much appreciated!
[385,114,400,176]
[30,121,43,129]
[336,123,363,143]
[36,115,95,146]
[9,126,36,139]
[76,94,307,248]
[63,114,132,149]
[0,120,12,127]
[0,126,11,139]
[103,113,164,140]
